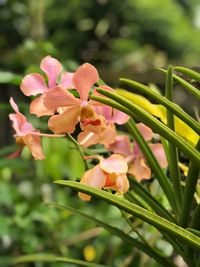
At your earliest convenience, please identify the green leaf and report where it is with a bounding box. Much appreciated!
[119,78,200,135]
[91,90,200,165]
[174,66,200,83]
[13,254,105,267]
[0,71,22,85]
[165,66,182,214]
[54,180,200,251]
[50,202,175,267]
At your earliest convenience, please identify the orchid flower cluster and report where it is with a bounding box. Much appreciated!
[9,56,167,200]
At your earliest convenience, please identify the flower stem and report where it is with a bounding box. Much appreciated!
[66,133,89,170]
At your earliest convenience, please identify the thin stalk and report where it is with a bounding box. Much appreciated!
[91,91,200,165]
[165,66,183,215]
[119,77,200,135]
[179,139,200,227]
[121,211,149,245]
[66,134,89,170]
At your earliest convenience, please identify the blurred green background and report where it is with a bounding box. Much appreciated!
[0,0,200,266]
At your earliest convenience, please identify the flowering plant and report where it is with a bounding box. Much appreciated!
[10,56,200,267]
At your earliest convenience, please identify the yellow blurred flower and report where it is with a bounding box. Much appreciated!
[83,244,96,262]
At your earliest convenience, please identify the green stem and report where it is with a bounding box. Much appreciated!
[119,77,200,135]
[66,134,89,170]
[165,66,182,215]
[91,91,200,165]
[179,139,200,227]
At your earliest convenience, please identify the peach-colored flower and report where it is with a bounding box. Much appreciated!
[108,123,168,181]
[78,96,129,148]
[79,154,129,201]
[9,98,64,160]
[20,55,74,117]
[43,63,100,134]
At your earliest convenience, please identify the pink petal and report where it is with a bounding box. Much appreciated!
[73,63,99,101]
[23,135,45,160]
[137,123,153,141]
[43,85,80,111]
[115,174,129,193]
[48,106,80,134]
[40,56,62,88]
[100,154,128,174]
[112,109,129,125]
[149,143,168,168]
[9,98,35,135]
[20,73,48,96]
[108,135,132,156]
[101,123,117,147]
[128,157,151,181]
[78,131,99,147]
[78,165,106,201]
[30,95,55,117]
[93,105,112,121]
[60,72,74,89]
[10,97,19,113]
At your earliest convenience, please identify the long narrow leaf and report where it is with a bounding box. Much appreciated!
[165,66,182,213]
[50,202,175,267]
[54,180,200,251]
[13,254,105,267]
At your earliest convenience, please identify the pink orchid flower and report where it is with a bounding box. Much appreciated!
[20,55,74,117]
[43,63,100,134]
[78,88,129,147]
[108,123,168,181]
[9,98,64,160]
[79,154,129,201]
